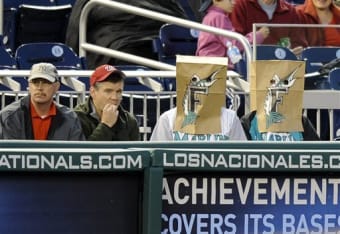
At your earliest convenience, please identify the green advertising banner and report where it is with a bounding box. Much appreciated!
[154,148,340,233]
[0,148,150,172]
[153,148,340,172]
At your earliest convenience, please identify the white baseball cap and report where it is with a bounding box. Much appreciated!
[28,63,59,83]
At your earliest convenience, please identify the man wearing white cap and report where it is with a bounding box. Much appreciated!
[0,62,85,140]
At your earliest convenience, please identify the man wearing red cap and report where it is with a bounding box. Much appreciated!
[74,65,140,141]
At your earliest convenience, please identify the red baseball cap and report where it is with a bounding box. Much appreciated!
[90,64,125,86]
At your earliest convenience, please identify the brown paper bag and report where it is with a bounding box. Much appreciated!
[250,60,305,132]
[174,55,228,134]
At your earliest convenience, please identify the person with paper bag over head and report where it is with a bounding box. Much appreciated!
[241,60,320,141]
[150,55,247,141]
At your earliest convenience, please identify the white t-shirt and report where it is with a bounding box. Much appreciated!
[150,107,247,141]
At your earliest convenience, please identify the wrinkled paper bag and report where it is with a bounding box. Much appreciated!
[250,60,305,132]
[174,55,228,134]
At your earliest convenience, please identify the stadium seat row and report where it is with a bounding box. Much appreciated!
[3,3,73,53]
[0,40,170,93]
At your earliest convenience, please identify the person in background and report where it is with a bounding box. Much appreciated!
[65,0,187,69]
[0,63,85,140]
[230,0,308,56]
[296,0,340,46]
[74,64,140,141]
[196,0,270,60]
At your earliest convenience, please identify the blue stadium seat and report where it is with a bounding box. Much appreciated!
[153,23,198,90]
[0,41,21,91]
[3,2,60,52]
[256,45,298,60]
[0,37,24,103]
[3,0,22,9]
[4,0,57,7]
[22,0,57,5]
[302,47,340,140]
[153,24,198,66]
[15,42,83,70]
[236,45,298,78]
[15,42,85,91]
[114,65,164,92]
[302,46,340,73]
[0,37,17,70]
[302,47,340,90]
[56,0,76,5]
[14,4,72,50]
[329,67,340,90]
[3,8,17,52]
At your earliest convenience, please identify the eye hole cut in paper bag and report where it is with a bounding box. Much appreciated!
[174,55,228,135]
[250,60,305,132]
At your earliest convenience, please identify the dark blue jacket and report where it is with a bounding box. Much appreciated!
[0,95,85,140]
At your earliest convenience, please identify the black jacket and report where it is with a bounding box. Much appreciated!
[74,98,140,141]
[65,0,187,68]
[0,95,85,140]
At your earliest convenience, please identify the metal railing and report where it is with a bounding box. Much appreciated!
[78,0,252,80]
[252,23,340,60]
[1,68,340,140]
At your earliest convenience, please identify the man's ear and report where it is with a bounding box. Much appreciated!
[89,86,95,97]
[54,82,61,91]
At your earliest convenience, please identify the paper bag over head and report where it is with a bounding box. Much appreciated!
[250,60,306,132]
[174,55,228,135]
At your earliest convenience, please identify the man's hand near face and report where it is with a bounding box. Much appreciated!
[101,103,119,127]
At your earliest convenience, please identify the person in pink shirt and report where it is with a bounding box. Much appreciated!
[196,0,270,61]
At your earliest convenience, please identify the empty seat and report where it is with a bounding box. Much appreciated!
[56,0,76,5]
[15,42,83,70]
[302,47,340,90]
[22,0,57,5]
[15,42,85,92]
[3,0,22,9]
[153,23,198,90]
[14,4,72,50]
[0,39,22,108]
[0,43,21,91]
[0,37,17,70]
[153,24,198,66]
[236,45,298,78]
[301,47,340,140]
[329,67,340,90]
[302,46,340,73]
[114,65,164,92]
[3,8,18,52]
[255,45,298,60]
[4,0,57,7]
